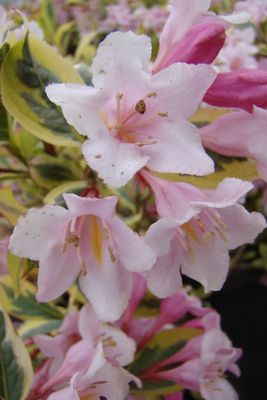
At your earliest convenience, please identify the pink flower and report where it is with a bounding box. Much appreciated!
[46,31,215,188]
[154,328,241,400]
[200,106,267,181]
[216,27,258,72]
[138,290,210,348]
[33,304,138,400]
[204,68,267,111]
[235,0,267,25]
[142,171,266,297]
[152,0,249,73]
[9,194,156,322]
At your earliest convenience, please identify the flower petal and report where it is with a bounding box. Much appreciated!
[201,377,238,400]
[9,205,69,261]
[82,135,149,188]
[92,31,151,97]
[147,238,183,298]
[142,118,214,176]
[181,237,230,292]
[109,216,156,272]
[219,204,266,250]
[151,63,216,119]
[63,193,117,220]
[36,243,80,302]
[79,230,132,322]
[45,83,107,138]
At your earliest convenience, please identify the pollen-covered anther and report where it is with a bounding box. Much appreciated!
[158,111,168,117]
[147,91,157,98]
[135,99,146,114]
[66,232,80,247]
[108,245,116,262]
[136,139,157,147]
[103,336,117,347]
[80,261,87,276]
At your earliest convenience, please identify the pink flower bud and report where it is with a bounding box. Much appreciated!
[154,22,226,72]
[204,68,267,111]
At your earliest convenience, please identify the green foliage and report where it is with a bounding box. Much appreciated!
[0,307,33,400]
[1,34,83,146]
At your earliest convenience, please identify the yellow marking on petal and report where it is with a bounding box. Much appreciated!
[182,222,201,243]
[90,216,103,265]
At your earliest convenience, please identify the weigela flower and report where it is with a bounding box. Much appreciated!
[142,171,266,297]
[153,327,241,400]
[32,304,138,400]
[235,0,267,25]
[201,106,267,181]
[46,31,216,188]
[204,68,267,111]
[216,27,258,72]
[9,194,156,322]
[152,0,250,73]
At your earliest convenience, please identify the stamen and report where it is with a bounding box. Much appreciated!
[116,92,123,125]
[158,111,168,117]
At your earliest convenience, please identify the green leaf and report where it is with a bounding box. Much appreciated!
[130,327,200,376]
[131,380,182,397]
[0,187,27,225]
[7,252,23,298]
[154,158,259,189]
[0,276,65,321]
[29,154,84,189]
[0,307,33,400]
[18,319,62,340]
[1,34,84,147]
[43,180,87,205]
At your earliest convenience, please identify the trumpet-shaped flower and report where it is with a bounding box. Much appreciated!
[154,328,241,400]
[46,31,216,188]
[204,69,267,111]
[142,171,266,297]
[152,0,250,73]
[9,194,156,322]
[33,304,138,400]
[200,106,267,181]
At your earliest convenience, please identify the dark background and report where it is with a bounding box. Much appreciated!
[185,268,267,400]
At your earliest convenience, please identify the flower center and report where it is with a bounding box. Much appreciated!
[99,91,167,146]
[178,209,228,252]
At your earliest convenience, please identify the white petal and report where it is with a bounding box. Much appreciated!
[92,31,151,97]
[82,135,149,188]
[9,205,69,261]
[46,83,107,138]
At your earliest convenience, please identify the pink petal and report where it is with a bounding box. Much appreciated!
[147,238,183,298]
[92,31,151,98]
[9,205,69,261]
[201,377,238,400]
[154,0,211,72]
[181,237,230,292]
[36,242,80,302]
[159,22,226,68]
[142,118,214,176]
[63,193,117,220]
[151,63,216,120]
[201,107,267,181]
[109,216,156,272]
[45,83,107,138]
[204,69,267,111]
[219,204,266,249]
[82,135,149,188]
[79,246,132,322]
